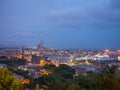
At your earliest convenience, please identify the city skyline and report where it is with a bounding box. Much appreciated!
[0,0,120,49]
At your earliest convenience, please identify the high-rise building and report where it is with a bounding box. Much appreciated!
[22,46,24,59]
[37,41,44,50]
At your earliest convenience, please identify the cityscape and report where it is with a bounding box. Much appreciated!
[0,0,120,90]
[0,41,120,89]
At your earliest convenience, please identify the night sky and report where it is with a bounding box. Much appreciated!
[0,0,120,49]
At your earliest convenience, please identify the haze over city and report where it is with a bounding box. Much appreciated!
[0,0,120,49]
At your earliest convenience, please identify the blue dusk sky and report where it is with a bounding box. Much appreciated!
[0,0,120,49]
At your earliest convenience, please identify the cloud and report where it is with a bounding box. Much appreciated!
[46,0,120,30]
[110,0,120,8]
[90,9,120,23]
[47,7,82,21]
[86,1,120,23]
[35,0,120,31]
[13,32,36,37]
[1,0,120,48]
[46,7,89,29]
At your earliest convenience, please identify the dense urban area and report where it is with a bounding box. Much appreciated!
[0,41,120,90]
[1,0,120,89]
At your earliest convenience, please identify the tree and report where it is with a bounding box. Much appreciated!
[0,67,23,90]
[67,84,80,90]
[35,84,39,90]
[54,64,75,79]
[36,64,76,90]
[102,65,117,75]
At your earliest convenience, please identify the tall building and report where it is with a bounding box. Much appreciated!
[21,46,24,59]
[32,55,40,64]
[37,41,44,50]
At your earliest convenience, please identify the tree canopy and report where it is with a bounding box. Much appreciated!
[0,67,23,90]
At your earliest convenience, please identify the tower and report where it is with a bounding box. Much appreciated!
[37,41,44,50]
[22,46,24,59]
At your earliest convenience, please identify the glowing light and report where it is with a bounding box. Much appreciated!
[118,56,120,61]
[104,49,110,55]
[22,79,30,84]
[105,49,109,53]
[40,59,46,66]
[85,61,91,65]
[118,50,120,53]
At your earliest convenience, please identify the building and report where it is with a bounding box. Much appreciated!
[37,41,44,50]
